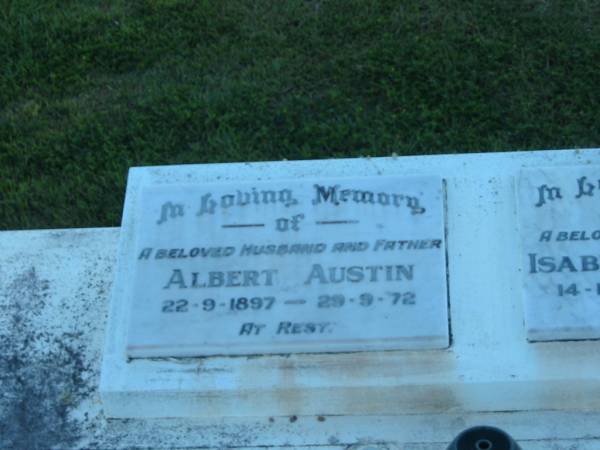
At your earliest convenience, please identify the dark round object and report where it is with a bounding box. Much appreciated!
[446,426,522,450]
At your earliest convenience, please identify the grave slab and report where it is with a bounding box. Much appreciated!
[126,176,448,357]
[518,166,600,341]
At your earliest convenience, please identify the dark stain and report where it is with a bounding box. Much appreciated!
[268,417,275,423]
[317,415,326,422]
[328,435,341,445]
[289,415,298,423]
[0,267,91,449]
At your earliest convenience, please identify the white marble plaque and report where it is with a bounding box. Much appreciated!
[126,175,449,357]
[519,167,600,341]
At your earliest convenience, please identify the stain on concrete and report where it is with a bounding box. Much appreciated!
[0,267,92,450]
[0,229,597,449]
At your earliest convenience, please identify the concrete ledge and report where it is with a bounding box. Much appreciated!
[2,150,600,448]
[102,149,600,421]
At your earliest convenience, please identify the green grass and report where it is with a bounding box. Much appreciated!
[1,0,599,229]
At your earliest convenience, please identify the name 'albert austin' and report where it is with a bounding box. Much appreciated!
[162,264,414,289]
[196,183,426,215]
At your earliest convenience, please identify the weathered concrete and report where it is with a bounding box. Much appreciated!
[103,149,600,421]
[2,156,600,448]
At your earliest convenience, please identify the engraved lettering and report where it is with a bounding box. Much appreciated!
[304,264,414,285]
[157,201,184,225]
[138,248,153,260]
[575,176,595,199]
[163,269,187,289]
[535,184,562,207]
[197,193,217,216]
[311,184,425,214]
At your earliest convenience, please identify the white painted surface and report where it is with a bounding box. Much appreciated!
[99,148,600,422]
[127,175,448,357]
[1,189,600,447]
[518,166,600,341]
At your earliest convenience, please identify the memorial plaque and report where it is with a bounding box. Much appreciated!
[518,167,600,341]
[126,175,449,357]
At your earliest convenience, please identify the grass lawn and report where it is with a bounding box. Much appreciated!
[1,0,599,229]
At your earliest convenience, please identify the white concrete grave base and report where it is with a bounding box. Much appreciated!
[99,148,600,420]
[2,152,600,449]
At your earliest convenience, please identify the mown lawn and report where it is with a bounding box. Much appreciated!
[1,0,599,229]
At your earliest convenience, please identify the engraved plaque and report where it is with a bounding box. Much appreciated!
[518,167,600,341]
[126,175,449,357]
